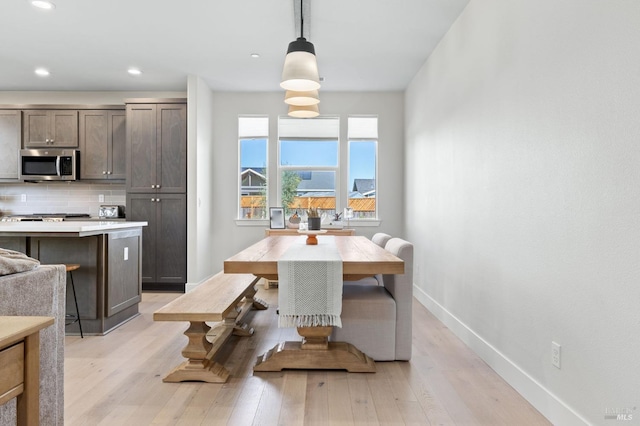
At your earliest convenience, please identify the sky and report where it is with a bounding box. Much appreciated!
[241,138,376,184]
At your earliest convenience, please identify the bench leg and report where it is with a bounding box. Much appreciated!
[243,284,268,310]
[163,321,231,383]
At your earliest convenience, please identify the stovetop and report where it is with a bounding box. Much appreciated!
[1,213,91,222]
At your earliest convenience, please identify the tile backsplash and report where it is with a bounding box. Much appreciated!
[0,182,126,217]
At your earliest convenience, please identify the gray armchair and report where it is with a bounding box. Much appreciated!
[333,237,413,361]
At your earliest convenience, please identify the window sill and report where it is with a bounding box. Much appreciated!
[346,220,381,227]
[235,219,269,227]
[235,219,380,227]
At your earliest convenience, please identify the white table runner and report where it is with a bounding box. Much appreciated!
[277,238,343,328]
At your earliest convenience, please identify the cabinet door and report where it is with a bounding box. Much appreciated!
[156,193,187,283]
[126,193,158,283]
[157,104,187,193]
[109,111,127,179]
[50,110,79,147]
[79,111,109,179]
[0,111,20,179]
[106,230,142,317]
[22,110,50,146]
[80,110,126,180]
[126,104,157,192]
[23,110,78,147]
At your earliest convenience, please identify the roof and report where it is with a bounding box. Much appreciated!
[352,179,375,193]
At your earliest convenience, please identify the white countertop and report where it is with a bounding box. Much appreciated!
[0,221,147,237]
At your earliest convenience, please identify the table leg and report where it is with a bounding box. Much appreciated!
[254,326,375,373]
[17,333,40,426]
[163,321,231,383]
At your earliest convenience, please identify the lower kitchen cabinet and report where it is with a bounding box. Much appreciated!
[28,228,142,335]
[127,193,186,291]
[0,237,27,253]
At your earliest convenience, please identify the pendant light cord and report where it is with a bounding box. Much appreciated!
[300,0,304,39]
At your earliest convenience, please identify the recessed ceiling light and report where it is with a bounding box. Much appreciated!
[35,68,50,77]
[250,53,260,58]
[31,1,55,10]
[128,68,142,76]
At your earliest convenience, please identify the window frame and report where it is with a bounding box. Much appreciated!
[347,138,378,220]
[237,116,269,221]
[277,136,341,215]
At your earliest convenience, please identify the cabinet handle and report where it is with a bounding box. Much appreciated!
[151,184,156,189]
[107,171,112,175]
[156,199,161,202]
[156,184,161,189]
[103,171,107,175]
[151,198,155,202]
[50,139,54,144]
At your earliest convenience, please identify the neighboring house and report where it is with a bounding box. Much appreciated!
[240,167,266,195]
[295,171,335,196]
[352,179,376,198]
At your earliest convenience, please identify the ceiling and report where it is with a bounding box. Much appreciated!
[0,0,469,92]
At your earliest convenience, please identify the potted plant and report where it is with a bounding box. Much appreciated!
[307,207,321,230]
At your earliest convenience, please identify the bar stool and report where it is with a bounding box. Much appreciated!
[65,264,83,338]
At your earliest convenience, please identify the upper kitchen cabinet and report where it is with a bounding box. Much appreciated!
[23,109,79,147]
[126,102,187,193]
[79,110,126,180]
[0,110,21,180]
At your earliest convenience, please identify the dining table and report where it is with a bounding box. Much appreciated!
[223,235,404,372]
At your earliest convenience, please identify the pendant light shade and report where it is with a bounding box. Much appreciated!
[285,89,320,106]
[288,104,320,118]
[280,38,320,91]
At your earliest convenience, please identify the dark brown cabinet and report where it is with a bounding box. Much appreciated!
[27,229,142,335]
[126,103,187,193]
[125,99,187,291]
[126,193,187,289]
[0,110,21,180]
[79,110,126,180]
[23,109,79,147]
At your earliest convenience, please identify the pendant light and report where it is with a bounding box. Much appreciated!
[281,0,320,92]
[285,89,320,106]
[288,104,320,118]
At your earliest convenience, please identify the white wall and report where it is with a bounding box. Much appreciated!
[405,1,640,425]
[186,77,217,288]
[207,91,405,274]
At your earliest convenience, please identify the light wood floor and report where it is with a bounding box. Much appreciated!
[64,287,551,425]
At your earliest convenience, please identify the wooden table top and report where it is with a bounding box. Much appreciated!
[223,235,404,281]
[0,316,54,350]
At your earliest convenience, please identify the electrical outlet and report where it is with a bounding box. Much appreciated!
[124,247,129,261]
[98,194,105,202]
[21,194,27,202]
[552,342,561,369]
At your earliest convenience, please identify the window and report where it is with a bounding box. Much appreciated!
[348,117,378,219]
[238,116,268,219]
[278,117,339,217]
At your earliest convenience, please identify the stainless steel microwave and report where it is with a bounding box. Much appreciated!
[20,149,78,181]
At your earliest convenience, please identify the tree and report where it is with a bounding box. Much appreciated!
[281,170,301,214]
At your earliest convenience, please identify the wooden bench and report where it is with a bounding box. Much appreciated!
[153,272,267,383]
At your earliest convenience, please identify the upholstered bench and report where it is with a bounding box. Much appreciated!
[153,272,267,383]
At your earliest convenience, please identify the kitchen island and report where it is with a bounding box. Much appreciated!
[0,221,147,335]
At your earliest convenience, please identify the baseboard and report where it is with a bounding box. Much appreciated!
[185,281,199,293]
[413,285,589,426]
[185,274,218,293]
